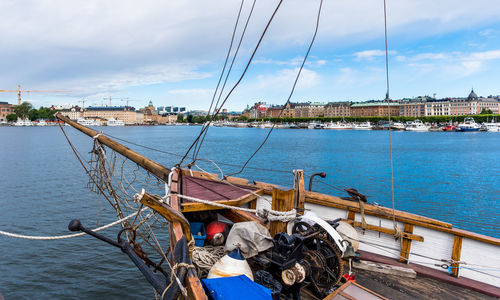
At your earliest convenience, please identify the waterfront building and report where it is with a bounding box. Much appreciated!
[0,101,16,122]
[294,102,325,118]
[350,101,400,117]
[324,102,351,117]
[59,106,84,120]
[281,102,296,118]
[424,90,499,116]
[84,106,139,125]
[399,97,427,117]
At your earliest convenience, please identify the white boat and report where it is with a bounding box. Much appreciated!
[352,122,372,130]
[14,119,33,126]
[324,121,352,129]
[481,122,500,132]
[107,118,125,126]
[259,122,273,128]
[458,117,480,132]
[77,118,92,126]
[392,121,405,130]
[36,120,47,126]
[405,119,429,131]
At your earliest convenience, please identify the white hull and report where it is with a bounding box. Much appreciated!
[253,195,500,287]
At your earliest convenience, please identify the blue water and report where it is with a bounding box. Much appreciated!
[1,126,499,299]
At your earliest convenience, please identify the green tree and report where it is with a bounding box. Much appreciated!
[176,114,184,123]
[481,108,493,114]
[14,102,33,120]
[186,114,193,123]
[6,114,17,122]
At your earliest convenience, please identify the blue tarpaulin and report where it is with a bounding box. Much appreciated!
[202,275,273,300]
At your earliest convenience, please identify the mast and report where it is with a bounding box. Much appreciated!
[55,113,171,182]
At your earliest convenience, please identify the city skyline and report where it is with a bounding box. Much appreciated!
[1,1,500,110]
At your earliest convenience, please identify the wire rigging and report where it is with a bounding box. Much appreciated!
[193,0,257,162]
[192,0,246,160]
[382,0,399,238]
[226,0,324,177]
[177,0,284,168]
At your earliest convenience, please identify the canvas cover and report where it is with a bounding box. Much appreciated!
[224,221,273,258]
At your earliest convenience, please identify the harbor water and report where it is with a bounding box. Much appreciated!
[1,126,499,299]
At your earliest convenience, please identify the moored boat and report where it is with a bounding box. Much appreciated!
[405,119,429,131]
[458,117,480,132]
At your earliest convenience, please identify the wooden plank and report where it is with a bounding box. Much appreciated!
[294,170,306,215]
[353,260,416,278]
[170,170,208,300]
[219,209,268,227]
[357,250,500,298]
[180,193,259,212]
[344,220,424,242]
[347,210,355,220]
[400,224,414,263]
[305,191,452,229]
[225,176,250,185]
[181,169,219,180]
[269,187,295,236]
[56,113,171,182]
[253,180,279,194]
[447,228,500,247]
[451,235,463,277]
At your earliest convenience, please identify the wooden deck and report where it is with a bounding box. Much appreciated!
[355,268,496,300]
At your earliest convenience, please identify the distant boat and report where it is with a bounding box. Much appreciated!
[458,117,480,132]
[324,121,352,129]
[405,119,429,132]
[107,118,125,126]
[481,122,500,132]
[14,119,33,126]
[352,121,372,130]
[442,121,457,132]
[391,121,405,130]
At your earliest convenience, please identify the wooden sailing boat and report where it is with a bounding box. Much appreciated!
[53,1,499,298]
[56,113,500,299]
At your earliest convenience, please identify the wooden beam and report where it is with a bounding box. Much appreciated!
[305,191,452,229]
[344,220,424,242]
[294,170,306,215]
[180,192,259,212]
[347,210,355,220]
[56,113,171,182]
[269,187,295,236]
[137,191,192,245]
[219,209,268,227]
[451,235,463,277]
[400,224,414,263]
[225,176,250,185]
[169,170,208,300]
[181,169,219,180]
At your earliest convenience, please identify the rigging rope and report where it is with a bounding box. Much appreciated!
[177,0,284,167]
[382,0,400,240]
[226,0,324,177]
[0,209,148,240]
[170,193,296,222]
[193,0,257,163]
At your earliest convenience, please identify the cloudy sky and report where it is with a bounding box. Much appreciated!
[1,0,500,110]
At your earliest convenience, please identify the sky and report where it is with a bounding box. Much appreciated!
[1,0,500,111]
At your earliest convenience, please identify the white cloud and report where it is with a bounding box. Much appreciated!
[354,50,396,61]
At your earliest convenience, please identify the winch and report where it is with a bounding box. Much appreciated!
[254,219,344,299]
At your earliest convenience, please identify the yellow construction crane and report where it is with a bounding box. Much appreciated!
[0,84,71,105]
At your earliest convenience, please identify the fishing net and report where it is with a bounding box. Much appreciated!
[86,137,173,279]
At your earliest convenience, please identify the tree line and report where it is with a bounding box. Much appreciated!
[6,102,59,122]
